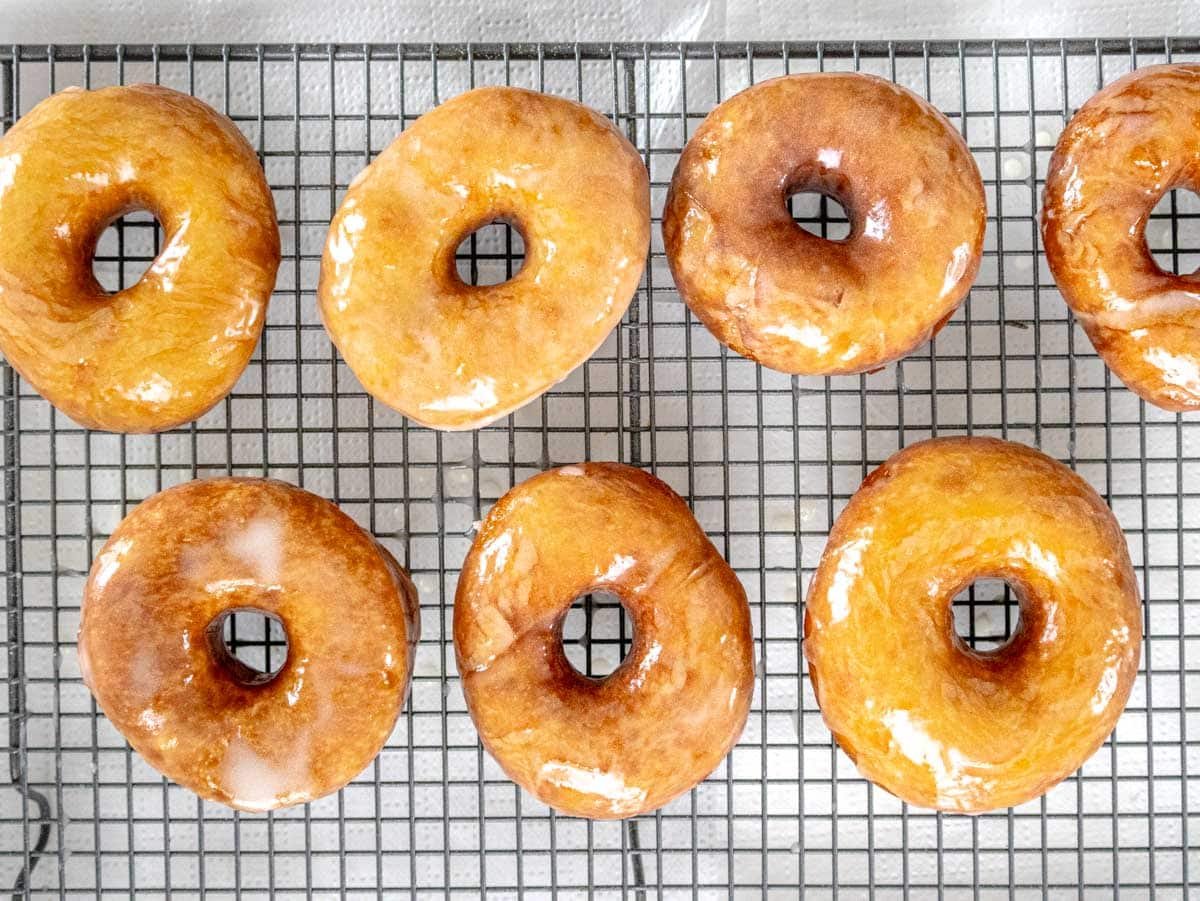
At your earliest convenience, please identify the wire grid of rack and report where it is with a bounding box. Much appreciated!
[1,39,1199,898]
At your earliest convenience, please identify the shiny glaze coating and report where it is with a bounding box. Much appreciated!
[78,478,419,812]
[1042,65,1200,411]
[319,86,650,430]
[0,85,280,432]
[803,437,1141,813]
[663,73,986,375]
[454,462,754,818]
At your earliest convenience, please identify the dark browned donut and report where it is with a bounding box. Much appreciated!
[664,73,986,375]
[79,478,419,811]
[455,462,755,818]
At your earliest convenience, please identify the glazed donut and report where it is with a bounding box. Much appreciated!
[803,437,1141,813]
[663,73,986,375]
[78,478,419,812]
[454,462,754,818]
[0,84,280,432]
[1042,64,1200,411]
[319,86,650,430]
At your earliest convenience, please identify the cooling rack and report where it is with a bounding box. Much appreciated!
[2,39,1198,898]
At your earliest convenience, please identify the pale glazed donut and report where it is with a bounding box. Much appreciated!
[0,84,280,432]
[454,462,754,818]
[664,73,986,375]
[804,437,1141,813]
[78,478,419,812]
[1042,64,1200,411]
[319,86,650,430]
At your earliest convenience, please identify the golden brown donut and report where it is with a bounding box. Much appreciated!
[803,437,1141,813]
[1042,64,1200,411]
[78,478,419,812]
[0,84,280,432]
[319,86,650,430]
[663,73,986,375]
[454,462,754,818]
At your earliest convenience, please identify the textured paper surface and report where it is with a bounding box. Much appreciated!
[2,10,1198,898]
[0,0,1195,43]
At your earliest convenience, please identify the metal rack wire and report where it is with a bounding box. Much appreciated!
[1,40,1198,897]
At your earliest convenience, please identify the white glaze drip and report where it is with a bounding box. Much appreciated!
[826,527,873,625]
[596,553,635,583]
[1009,540,1063,581]
[881,709,990,812]
[537,760,647,816]
[419,376,499,414]
[0,153,21,200]
[221,737,311,813]
[121,373,174,405]
[228,517,284,583]
[761,321,831,355]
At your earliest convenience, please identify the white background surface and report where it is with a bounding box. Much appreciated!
[3,5,1199,897]
[0,0,1195,43]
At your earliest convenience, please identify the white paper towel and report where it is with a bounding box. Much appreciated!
[0,0,1194,44]
[2,5,1196,897]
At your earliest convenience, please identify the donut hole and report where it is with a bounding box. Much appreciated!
[561,590,634,678]
[951,578,1022,653]
[788,189,852,241]
[455,220,526,287]
[206,608,289,685]
[1146,189,1200,276]
[92,209,164,294]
